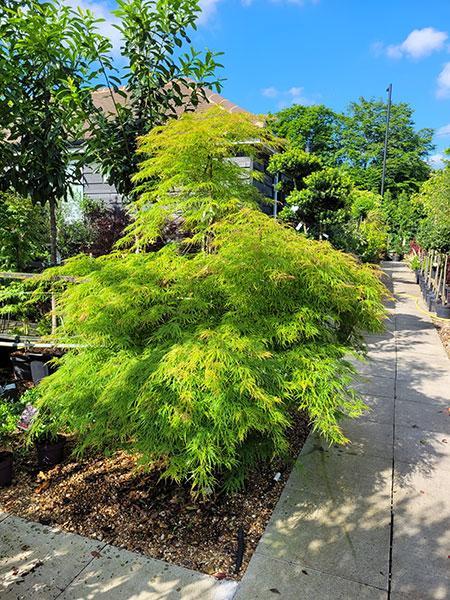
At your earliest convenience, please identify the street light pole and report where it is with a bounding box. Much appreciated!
[381,83,393,197]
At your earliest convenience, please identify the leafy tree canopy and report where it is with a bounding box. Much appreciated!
[267,148,322,197]
[33,109,386,496]
[0,0,107,261]
[415,166,450,252]
[340,97,434,195]
[268,104,343,163]
[281,167,353,237]
[81,0,224,198]
[0,192,49,271]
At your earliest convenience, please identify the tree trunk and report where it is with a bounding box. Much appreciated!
[48,197,58,334]
[49,196,58,266]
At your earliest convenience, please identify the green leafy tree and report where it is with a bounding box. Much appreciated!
[382,190,424,255]
[267,148,322,197]
[125,107,273,250]
[0,0,107,263]
[33,109,386,496]
[415,166,450,252]
[82,0,224,198]
[340,97,433,195]
[0,192,49,271]
[283,167,353,239]
[337,190,388,262]
[268,104,343,163]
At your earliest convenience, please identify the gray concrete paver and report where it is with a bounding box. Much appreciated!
[234,554,388,600]
[59,543,237,600]
[0,515,105,600]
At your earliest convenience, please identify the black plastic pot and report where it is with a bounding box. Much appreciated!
[415,270,420,284]
[426,291,436,312]
[0,451,13,487]
[436,303,450,320]
[10,351,58,383]
[10,354,32,381]
[36,436,66,470]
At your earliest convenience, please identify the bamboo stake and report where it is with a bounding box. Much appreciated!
[443,255,449,305]
[436,253,443,300]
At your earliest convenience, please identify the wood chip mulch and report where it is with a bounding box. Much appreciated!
[0,413,310,580]
[434,319,450,359]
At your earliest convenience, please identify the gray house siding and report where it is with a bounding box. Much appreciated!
[82,158,276,208]
[82,165,123,208]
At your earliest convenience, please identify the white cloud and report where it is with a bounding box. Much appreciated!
[198,0,222,24]
[386,27,448,59]
[437,62,450,98]
[64,0,121,50]
[436,124,450,136]
[262,86,279,98]
[262,85,314,108]
[427,153,446,169]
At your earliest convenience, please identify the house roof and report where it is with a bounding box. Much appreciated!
[91,86,251,117]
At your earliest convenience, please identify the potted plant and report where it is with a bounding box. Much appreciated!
[26,396,65,470]
[0,399,19,486]
[410,255,421,284]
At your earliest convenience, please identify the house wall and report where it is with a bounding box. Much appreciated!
[82,164,123,208]
[82,158,277,209]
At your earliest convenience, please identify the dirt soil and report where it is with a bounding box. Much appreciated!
[434,319,450,359]
[0,414,310,580]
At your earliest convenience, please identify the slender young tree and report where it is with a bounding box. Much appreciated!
[0,0,108,264]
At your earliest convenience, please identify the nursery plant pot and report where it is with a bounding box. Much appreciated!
[0,451,13,487]
[426,291,436,313]
[36,436,66,470]
[10,353,32,381]
[415,270,420,284]
[436,303,450,319]
[10,351,59,384]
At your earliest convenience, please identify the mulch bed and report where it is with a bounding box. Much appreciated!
[0,413,310,580]
[434,319,450,359]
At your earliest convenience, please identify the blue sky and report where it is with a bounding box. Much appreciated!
[71,0,450,164]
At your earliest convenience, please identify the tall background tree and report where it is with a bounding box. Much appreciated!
[81,0,224,198]
[0,0,223,263]
[340,97,434,195]
[0,0,107,264]
[268,104,343,164]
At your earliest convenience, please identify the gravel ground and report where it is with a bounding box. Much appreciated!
[0,414,310,580]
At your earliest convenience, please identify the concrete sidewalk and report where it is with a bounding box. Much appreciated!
[1,262,449,599]
[0,514,237,599]
[235,262,450,600]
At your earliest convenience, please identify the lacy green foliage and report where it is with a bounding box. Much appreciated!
[36,208,386,495]
[0,192,49,271]
[124,107,276,248]
[415,167,450,252]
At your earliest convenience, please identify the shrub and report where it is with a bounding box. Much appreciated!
[415,167,450,252]
[0,191,49,271]
[33,109,387,496]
